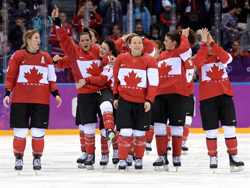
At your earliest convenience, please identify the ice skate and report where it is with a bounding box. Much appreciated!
[146,142,152,155]
[173,156,181,171]
[84,154,95,170]
[153,154,169,171]
[106,129,116,149]
[126,154,133,167]
[112,148,119,167]
[100,155,109,169]
[33,157,42,175]
[181,141,188,155]
[134,158,143,173]
[229,154,244,172]
[210,156,218,173]
[76,151,87,168]
[167,142,171,155]
[14,155,23,175]
[118,159,127,173]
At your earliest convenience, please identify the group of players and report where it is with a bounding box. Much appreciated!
[2,5,244,174]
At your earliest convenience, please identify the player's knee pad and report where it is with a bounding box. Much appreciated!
[120,128,133,137]
[101,128,106,137]
[154,123,166,136]
[222,126,236,138]
[83,123,96,135]
[185,116,192,126]
[79,124,84,132]
[30,128,45,138]
[14,128,29,139]
[206,129,218,139]
[133,130,145,138]
[100,101,113,115]
[170,126,183,137]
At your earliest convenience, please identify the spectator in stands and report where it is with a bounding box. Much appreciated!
[192,29,202,55]
[125,0,151,36]
[32,4,53,53]
[108,24,123,41]
[99,0,123,42]
[0,17,8,56]
[12,1,32,27]
[220,4,243,50]
[148,23,164,42]
[89,28,101,45]
[134,22,145,37]
[9,17,31,51]
[238,0,250,23]
[160,0,178,36]
[227,40,250,59]
[72,1,102,34]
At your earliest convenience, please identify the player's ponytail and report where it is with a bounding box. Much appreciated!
[79,27,92,41]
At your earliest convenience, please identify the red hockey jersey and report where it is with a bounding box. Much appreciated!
[5,50,57,105]
[55,27,106,94]
[113,52,159,103]
[49,23,74,57]
[184,57,194,95]
[72,14,102,33]
[192,42,234,101]
[156,35,191,97]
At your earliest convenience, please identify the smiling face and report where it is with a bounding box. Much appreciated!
[129,36,143,56]
[27,32,41,52]
[79,34,91,52]
[99,42,111,58]
[164,36,176,51]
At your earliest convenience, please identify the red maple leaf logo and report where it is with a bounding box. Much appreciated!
[24,67,43,83]
[158,62,172,77]
[86,62,102,76]
[124,70,142,87]
[206,64,224,81]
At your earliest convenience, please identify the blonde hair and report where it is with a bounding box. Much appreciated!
[21,30,40,50]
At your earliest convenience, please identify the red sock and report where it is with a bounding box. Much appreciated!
[166,126,171,142]
[101,136,109,155]
[32,137,44,156]
[172,136,182,157]
[102,112,114,130]
[183,125,190,141]
[85,134,95,155]
[155,135,168,156]
[128,135,135,155]
[118,136,130,160]
[79,131,86,152]
[206,138,218,156]
[146,126,154,143]
[13,137,26,156]
[225,138,238,155]
[134,136,146,159]
[112,131,119,148]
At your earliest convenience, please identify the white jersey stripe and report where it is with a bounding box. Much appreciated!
[147,68,159,86]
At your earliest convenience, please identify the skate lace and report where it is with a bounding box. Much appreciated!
[101,155,109,162]
[146,142,151,148]
[119,159,127,167]
[15,159,23,167]
[79,152,87,160]
[182,141,187,147]
[173,156,181,163]
[33,159,41,167]
[210,156,218,165]
[113,149,118,159]
[231,155,241,163]
[155,156,165,163]
[126,155,133,163]
[135,159,142,166]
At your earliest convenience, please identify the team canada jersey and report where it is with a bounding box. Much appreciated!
[192,42,233,101]
[115,38,157,57]
[49,23,74,57]
[156,35,191,97]
[56,27,106,94]
[113,52,159,103]
[184,57,194,95]
[85,54,114,91]
[5,50,57,105]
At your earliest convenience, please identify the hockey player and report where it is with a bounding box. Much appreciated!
[113,35,159,172]
[2,30,62,174]
[192,28,244,173]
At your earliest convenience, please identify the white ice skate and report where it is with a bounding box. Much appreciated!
[112,148,119,168]
[145,142,152,155]
[153,154,169,172]
[100,155,109,170]
[118,159,127,173]
[210,156,218,173]
[14,158,23,175]
[173,156,181,171]
[181,141,188,155]
[126,154,133,168]
[134,158,143,173]
[229,154,244,172]
[77,151,87,169]
[33,158,42,175]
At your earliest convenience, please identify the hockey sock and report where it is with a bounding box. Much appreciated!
[183,125,190,141]
[134,136,146,159]
[166,126,171,142]
[101,136,109,155]
[118,136,131,160]
[102,111,114,130]
[112,130,119,148]
[146,126,154,143]
[80,131,86,152]
[128,135,135,155]
[206,138,218,156]
[155,135,168,156]
[225,137,238,155]
[32,137,44,156]
[13,137,26,156]
[85,134,95,155]
[172,136,182,157]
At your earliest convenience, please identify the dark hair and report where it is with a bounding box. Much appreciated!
[79,27,92,41]
[103,39,120,57]
[166,29,196,48]
[59,10,66,15]
[114,24,123,33]
[89,28,100,44]
[150,23,160,33]
[153,40,163,49]
[232,40,240,45]
[188,29,197,47]
[212,36,218,44]
[128,34,143,44]
[1,40,12,49]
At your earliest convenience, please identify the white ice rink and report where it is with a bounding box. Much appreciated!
[0,133,249,188]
